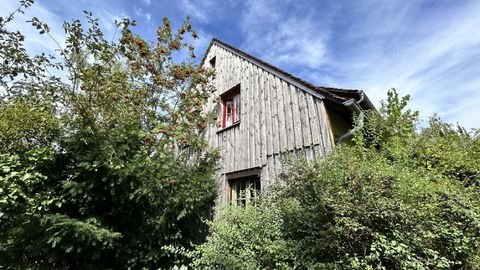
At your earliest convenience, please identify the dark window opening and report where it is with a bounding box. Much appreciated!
[209,56,216,68]
[228,175,260,207]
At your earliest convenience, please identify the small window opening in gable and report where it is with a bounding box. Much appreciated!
[221,84,240,128]
[228,175,260,207]
[209,56,216,68]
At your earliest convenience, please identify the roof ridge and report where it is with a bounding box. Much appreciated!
[206,38,373,108]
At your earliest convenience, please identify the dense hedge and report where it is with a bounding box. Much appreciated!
[193,90,480,269]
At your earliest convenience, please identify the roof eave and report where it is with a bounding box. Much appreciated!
[211,39,326,100]
[204,38,376,111]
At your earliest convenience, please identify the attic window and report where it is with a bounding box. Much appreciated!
[221,84,240,128]
[209,56,216,68]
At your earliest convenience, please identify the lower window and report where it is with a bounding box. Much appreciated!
[228,175,261,207]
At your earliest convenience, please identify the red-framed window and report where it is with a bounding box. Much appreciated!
[221,84,240,128]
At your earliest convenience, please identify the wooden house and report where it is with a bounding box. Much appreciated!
[201,38,375,206]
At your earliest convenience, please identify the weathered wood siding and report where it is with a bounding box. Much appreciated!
[203,44,335,203]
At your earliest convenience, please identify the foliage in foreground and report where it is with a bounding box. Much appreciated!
[193,89,480,269]
[1,1,217,269]
[191,204,291,270]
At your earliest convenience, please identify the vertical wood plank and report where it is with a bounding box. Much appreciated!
[270,73,279,154]
[299,91,312,146]
[316,100,330,154]
[229,50,234,87]
[307,95,321,146]
[232,53,239,85]
[227,128,231,172]
[291,86,303,148]
[276,76,287,152]
[239,58,247,170]
[244,61,251,169]
[265,71,273,156]
[221,131,226,172]
[261,166,268,191]
[248,62,256,168]
[253,66,261,167]
[274,154,282,181]
[233,126,238,171]
[267,156,274,187]
[218,48,224,91]
[306,146,314,162]
[260,70,268,166]
[271,155,277,185]
[283,82,295,151]
[231,131,235,172]
[313,144,322,159]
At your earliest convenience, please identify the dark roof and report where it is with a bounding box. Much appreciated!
[202,38,375,110]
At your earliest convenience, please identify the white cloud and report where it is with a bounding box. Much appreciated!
[236,0,480,129]
[240,0,332,72]
[193,28,213,57]
[179,0,216,23]
[325,1,480,129]
[2,0,479,129]
[0,0,131,83]
[0,0,65,57]
[134,7,152,22]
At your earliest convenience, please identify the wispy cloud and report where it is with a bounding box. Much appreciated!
[179,0,214,23]
[1,0,479,128]
[134,7,152,22]
[237,0,480,128]
[240,0,334,70]
[316,0,480,128]
[0,0,65,57]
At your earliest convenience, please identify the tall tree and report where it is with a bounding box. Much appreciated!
[0,1,218,268]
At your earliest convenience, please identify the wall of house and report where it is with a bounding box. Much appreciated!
[203,44,336,204]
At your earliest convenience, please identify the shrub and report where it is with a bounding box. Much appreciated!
[194,89,480,269]
[192,202,291,270]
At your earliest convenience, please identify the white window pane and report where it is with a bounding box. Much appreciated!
[234,94,240,122]
[226,101,233,127]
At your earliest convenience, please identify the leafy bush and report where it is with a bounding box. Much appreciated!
[194,89,480,269]
[192,203,291,270]
[276,146,480,269]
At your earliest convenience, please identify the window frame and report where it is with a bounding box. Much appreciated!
[228,175,261,207]
[209,56,216,68]
[221,84,241,129]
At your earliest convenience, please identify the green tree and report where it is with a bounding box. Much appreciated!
[1,1,217,269]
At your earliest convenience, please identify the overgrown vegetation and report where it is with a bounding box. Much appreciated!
[2,1,480,269]
[1,1,217,269]
[194,89,480,269]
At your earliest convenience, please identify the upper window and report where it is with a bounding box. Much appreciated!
[221,84,240,128]
[209,56,216,68]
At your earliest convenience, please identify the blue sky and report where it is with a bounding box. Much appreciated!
[2,0,480,129]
